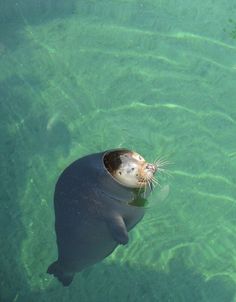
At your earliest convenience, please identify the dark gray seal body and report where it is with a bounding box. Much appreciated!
[47,149,154,286]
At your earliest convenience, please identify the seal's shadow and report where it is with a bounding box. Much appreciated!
[38,254,236,302]
[0,74,71,302]
[79,256,235,302]
[0,82,31,301]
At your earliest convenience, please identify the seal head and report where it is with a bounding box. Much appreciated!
[104,150,157,188]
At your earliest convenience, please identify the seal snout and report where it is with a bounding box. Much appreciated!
[146,163,157,173]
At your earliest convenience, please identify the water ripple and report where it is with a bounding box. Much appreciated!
[172,170,236,188]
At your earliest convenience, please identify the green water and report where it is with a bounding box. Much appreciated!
[1,0,236,301]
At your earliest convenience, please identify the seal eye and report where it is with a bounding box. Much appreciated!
[131,168,135,171]
[119,171,122,175]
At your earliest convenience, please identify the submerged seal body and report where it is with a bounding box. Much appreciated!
[47,149,157,286]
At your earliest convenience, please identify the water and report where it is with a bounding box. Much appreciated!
[1,1,236,301]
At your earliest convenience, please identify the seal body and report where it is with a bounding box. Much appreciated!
[47,149,156,286]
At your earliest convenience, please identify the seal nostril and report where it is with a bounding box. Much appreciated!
[146,163,156,172]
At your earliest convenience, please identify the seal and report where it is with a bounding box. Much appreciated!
[47,149,157,286]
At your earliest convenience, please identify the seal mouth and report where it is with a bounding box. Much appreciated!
[142,162,157,176]
[137,161,159,189]
[146,163,157,173]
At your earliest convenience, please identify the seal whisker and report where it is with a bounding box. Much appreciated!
[151,176,160,187]
[149,179,157,191]
[147,179,152,192]
[151,180,159,188]
[155,160,171,167]
[138,183,143,195]
[143,181,147,196]
[154,155,172,166]
[154,155,170,163]
[153,155,167,163]
[151,181,158,190]
[158,168,173,178]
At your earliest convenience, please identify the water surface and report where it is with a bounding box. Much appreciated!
[1,1,236,301]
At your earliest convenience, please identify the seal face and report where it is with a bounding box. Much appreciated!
[47,149,157,286]
[104,150,157,188]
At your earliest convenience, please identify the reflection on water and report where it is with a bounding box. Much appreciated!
[0,0,236,301]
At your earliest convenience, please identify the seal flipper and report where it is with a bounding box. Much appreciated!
[47,261,75,286]
[107,214,129,245]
